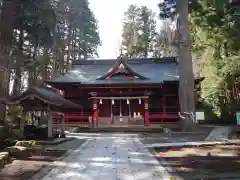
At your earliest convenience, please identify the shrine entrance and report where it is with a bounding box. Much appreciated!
[97,96,147,126]
[112,99,130,125]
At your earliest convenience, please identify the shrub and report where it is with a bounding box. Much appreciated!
[4,146,30,159]
[3,138,18,148]
[15,140,36,148]
[15,140,44,154]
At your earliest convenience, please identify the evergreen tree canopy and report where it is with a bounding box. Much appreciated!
[189,0,240,122]
[121,5,156,58]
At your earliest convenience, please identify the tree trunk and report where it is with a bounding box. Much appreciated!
[13,29,24,95]
[66,26,72,69]
[28,42,37,87]
[0,0,16,123]
[176,0,195,131]
[28,41,38,87]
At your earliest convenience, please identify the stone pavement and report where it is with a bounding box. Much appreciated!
[144,126,235,148]
[34,134,181,180]
[145,139,240,148]
[205,126,232,141]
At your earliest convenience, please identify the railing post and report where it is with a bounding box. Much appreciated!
[48,111,53,138]
[144,98,150,126]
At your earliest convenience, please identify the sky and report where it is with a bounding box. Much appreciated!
[89,0,160,59]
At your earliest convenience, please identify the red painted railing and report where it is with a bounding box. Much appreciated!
[148,112,180,124]
[148,112,179,119]
[53,112,92,124]
[53,112,180,125]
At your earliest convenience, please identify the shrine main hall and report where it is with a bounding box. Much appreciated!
[48,57,200,127]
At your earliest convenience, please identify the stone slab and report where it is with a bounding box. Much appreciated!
[34,135,182,180]
[145,139,240,148]
[205,126,231,141]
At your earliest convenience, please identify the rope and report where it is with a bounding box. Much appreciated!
[178,111,196,123]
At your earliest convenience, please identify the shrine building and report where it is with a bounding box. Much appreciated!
[47,57,200,127]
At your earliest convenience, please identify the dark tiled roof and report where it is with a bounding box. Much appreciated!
[48,57,179,85]
[5,87,80,111]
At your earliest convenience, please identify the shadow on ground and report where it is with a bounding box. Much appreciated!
[154,145,240,179]
[0,138,87,180]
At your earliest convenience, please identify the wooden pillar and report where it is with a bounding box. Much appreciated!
[144,98,149,126]
[92,98,99,128]
[60,113,65,138]
[162,96,166,114]
[48,111,53,138]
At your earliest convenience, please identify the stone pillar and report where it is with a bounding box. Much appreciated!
[144,98,150,126]
[48,111,53,138]
[92,99,99,128]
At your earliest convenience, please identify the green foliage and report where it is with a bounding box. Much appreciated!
[121,5,156,58]
[14,0,56,47]
[15,140,36,148]
[190,0,240,123]
[153,19,178,57]
[6,105,23,124]
[53,0,101,59]
[0,0,101,121]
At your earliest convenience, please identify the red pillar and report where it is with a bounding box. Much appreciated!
[144,98,150,126]
[92,98,99,128]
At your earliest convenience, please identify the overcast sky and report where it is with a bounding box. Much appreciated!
[89,0,160,59]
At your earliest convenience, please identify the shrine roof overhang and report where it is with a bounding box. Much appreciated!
[46,57,180,86]
[1,86,80,112]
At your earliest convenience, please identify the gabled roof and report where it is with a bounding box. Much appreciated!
[2,87,80,111]
[47,57,179,85]
[96,59,148,80]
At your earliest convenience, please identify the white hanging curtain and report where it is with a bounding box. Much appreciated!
[138,98,141,104]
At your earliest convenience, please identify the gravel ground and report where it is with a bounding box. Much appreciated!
[153,145,240,180]
[140,132,210,145]
[0,138,86,180]
[0,150,66,180]
[43,137,87,151]
[139,126,213,145]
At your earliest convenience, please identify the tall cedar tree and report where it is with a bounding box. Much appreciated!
[121,5,156,58]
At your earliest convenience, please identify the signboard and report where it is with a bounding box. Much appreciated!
[236,112,240,125]
[196,112,204,121]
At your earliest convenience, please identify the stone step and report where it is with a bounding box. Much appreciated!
[72,126,164,133]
